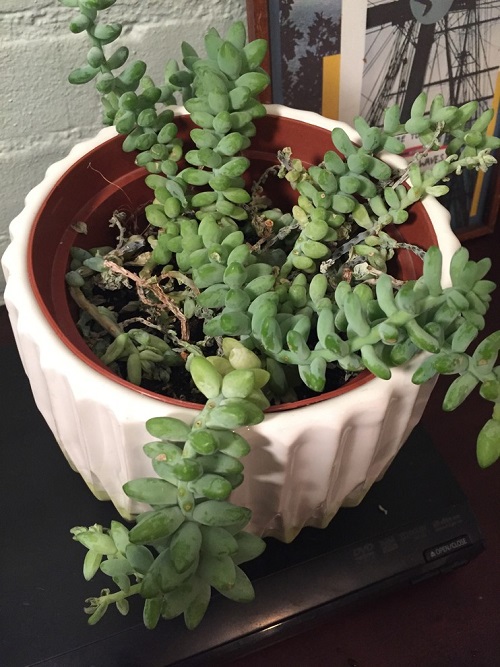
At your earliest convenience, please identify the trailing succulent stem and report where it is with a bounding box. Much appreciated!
[71,339,266,629]
[59,0,500,630]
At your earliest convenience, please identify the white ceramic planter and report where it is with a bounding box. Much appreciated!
[2,106,460,542]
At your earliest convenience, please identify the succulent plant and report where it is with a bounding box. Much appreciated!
[71,337,266,629]
[58,0,500,630]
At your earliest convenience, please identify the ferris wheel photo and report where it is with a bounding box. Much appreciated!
[362,0,499,124]
[360,0,500,235]
[249,0,499,234]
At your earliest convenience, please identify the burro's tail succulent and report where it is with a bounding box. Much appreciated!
[58,0,500,630]
[71,339,267,629]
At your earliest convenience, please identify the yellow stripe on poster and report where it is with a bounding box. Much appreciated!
[322,54,341,120]
[470,68,500,217]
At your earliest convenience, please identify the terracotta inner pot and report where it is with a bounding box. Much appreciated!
[28,113,438,410]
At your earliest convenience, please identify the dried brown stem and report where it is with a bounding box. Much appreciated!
[120,317,164,332]
[103,260,189,340]
[68,286,123,338]
[160,270,200,295]
[249,218,274,251]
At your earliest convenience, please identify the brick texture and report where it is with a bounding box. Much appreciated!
[0,0,246,300]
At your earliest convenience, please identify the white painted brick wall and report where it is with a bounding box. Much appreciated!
[0,0,246,301]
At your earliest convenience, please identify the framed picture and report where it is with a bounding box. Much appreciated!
[247,0,345,116]
[246,0,500,238]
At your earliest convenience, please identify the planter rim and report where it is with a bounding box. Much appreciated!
[5,104,460,414]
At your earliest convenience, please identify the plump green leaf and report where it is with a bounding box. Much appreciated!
[88,603,108,625]
[115,598,129,616]
[220,311,252,335]
[161,581,192,619]
[189,473,232,500]
[83,550,102,581]
[92,22,122,44]
[68,64,99,84]
[231,531,266,565]
[190,111,215,129]
[214,564,255,602]
[123,478,178,505]
[229,85,251,110]
[87,46,105,68]
[200,525,238,556]
[72,529,117,555]
[217,40,242,79]
[170,522,202,573]
[140,568,161,598]
[480,379,500,402]
[221,369,255,399]
[143,598,162,630]
[192,500,251,528]
[143,441,182,464]
[187,430,219,455]
[234,71,269,94]
[432,351,469,375]
[183,580,211,629]
[100,556,135,577]
[424,246,443,296]
[471,331,500,375]
[146,417,191,442]
[172,458,203,482]
[227,344,261,369]
[129,507,185,544]
[443,372,479,411]
[299,356,327,391]
[180,167,211,186]
[216,132,248,157]
[198,553,236,589]
[197,452,243,476]
[109,521,130,556]
[216,156,250,178]
[243,39,267,70]
[205,404,247,429]
[69,14,91,34]
[189,355,223,399]
[125,544,155,575]
[212,431,251,458]
[154,548,196,593]
[225,21,246,50]
[477,419,500,468]
[107,45,129,70]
